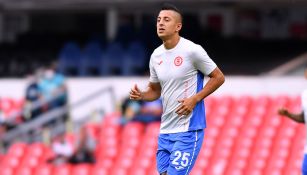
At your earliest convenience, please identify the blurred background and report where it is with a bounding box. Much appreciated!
[0,0,307,175]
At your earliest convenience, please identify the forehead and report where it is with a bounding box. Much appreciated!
[158,10,178,18]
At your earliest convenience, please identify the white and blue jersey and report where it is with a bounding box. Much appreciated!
[149,37,217,134]
[149,37,217,174]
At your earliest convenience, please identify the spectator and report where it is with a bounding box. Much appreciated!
[0,110,5,138]
[49,127,96,165]
[68,127,96,164]
[132,99,162,123]
[38,62,68,111]
[119,97,142,125]
[48,134,74,165]
[0,97,18,136]
[119,97,162,124]
[24,70,42,120]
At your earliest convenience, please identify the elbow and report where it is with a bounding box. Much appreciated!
[218,73,225,87]
[220,74,225,85]
[209,67,225,87]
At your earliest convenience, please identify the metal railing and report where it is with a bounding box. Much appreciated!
[1,86,116,150]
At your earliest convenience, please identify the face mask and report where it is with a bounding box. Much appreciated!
[45,70,55,79]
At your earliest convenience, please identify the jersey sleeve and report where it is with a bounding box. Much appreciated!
[149,57,159,83]
[192,44,217,75]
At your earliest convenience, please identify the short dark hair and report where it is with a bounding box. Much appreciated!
[161,3,181,14]
[160,3,182,22]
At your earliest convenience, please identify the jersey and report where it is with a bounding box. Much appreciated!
[149,37,217,134]
[302,89,307,153]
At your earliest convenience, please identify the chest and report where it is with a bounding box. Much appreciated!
[153,52,195,82]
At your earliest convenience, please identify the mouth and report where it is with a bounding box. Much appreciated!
[158,28,165,32]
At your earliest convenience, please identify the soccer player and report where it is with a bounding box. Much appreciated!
[129,3,225,175]
[278,69,307,175]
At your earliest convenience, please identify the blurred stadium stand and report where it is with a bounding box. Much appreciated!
[0,1,306,76]
[265,52,307,76]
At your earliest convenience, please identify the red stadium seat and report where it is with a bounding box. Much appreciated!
[129,167,147,175]
[148,166,159,175]
[119,147,137,158]
[26,143,46,158]
[7,142,27,158]
[97,145,118,159]
[110,167,127,175]
[20,155,40,168]
[2,155,21,168]
[283,168,301,175]
[0,98,13,112]
[122,122,145,137]
[71,164,92,175]
[99,126,120,141]
[225,168,244,175]
[190,166,204,175]
[34,164,53,175]
[0,166,15,175]
[141,135,158,148]
[53,164,71,175]
[13,98,24,109]
[194,156,209,171]
[134,156,152,169]
[121,136,141,148]
[15,166,33,175]
[206,156,229,175]
[114,156,134,169]
[0,153,3,164]
[99,136,118,148]
[145,122,160,137]
[92,166,109,175]
[96,157,114,169]
[40,146,56,162]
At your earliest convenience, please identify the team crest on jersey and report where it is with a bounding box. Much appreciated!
[174,56,183,66]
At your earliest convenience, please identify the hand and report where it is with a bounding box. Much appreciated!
[129,84,143,100]
[175,96,198,117]
[278,107,289,116]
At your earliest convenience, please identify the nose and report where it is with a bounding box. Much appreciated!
[158,20,164,26]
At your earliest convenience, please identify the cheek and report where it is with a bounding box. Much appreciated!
[165,24,176,31]
[171,25,178,32]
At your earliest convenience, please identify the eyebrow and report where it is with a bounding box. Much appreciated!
[157,16,171,20]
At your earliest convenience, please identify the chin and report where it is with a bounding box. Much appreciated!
[157,34,169,40]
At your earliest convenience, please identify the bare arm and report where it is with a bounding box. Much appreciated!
[194,67,225,102]
[176,67,225,116]
[278,108,304,123]
[130,82,161,102]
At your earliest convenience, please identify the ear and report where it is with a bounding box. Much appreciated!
[176,23,182,32]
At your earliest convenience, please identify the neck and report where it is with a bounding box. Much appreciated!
[163,34,180,50]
